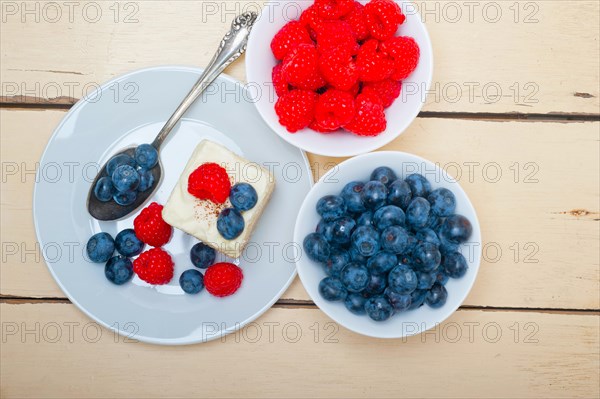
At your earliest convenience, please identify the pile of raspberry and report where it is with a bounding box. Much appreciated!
[271,0,419,136]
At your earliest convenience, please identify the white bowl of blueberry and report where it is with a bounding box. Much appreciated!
[294,151,481,338]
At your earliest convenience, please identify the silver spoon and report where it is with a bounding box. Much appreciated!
[87,12,258,221]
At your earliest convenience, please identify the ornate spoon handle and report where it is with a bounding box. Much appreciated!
[152,12,258,149]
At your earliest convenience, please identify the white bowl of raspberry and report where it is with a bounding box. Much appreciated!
[246,0,433,157]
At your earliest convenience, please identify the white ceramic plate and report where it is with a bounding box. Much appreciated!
[294,152,481,338]
[246,0,433,157]
[33,66,312,345]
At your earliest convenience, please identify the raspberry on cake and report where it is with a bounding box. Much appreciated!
[162,140,275,259]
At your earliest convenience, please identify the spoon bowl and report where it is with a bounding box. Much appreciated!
[86,146,163,221]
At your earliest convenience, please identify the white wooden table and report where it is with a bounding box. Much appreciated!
[1,1,599,397]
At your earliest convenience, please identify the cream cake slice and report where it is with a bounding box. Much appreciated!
[162,140,275,258]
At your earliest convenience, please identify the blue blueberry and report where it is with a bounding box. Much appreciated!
[104,255,133,285]
[367,251,397,275]
[113,190,137,206]
[436,269,449,285]
[316,219,334,242]
[134,144,158,169]
[415,228,441,247]
[190,242,216,269]
[428,188,456,217]
[349,246,368,263]
[370,166,397,187]
[230,183,258,211]
[439,215,473,244]
[179,269,205,294]
[112,165,140,192]
[384,287,412,312]
[387,179,412,209]
[405,234,419,254]
[364,273,387,295]
[340,181,366,214]
[388,264,418,294]
[356,211,374,227]
[426,283,448,308]
[406,197,431,230]
[319,277,347,301]
[416,270,437,290]
[136,167,155,192]
[86,232,115,263]
[217,208,245,239]
[114,229,144,257]
[405,174,431,197]
[380,225,410,254]
[413,242,441,272]
[94,177,116,202]
[323,250,350,278]
[438,233,460,254]
[425,213,443,231]
[316,195,347,221]
[330,216,356,246]
[373,205,405,230]
[340,263,370,293]
[106,153,136,177]
[344,293,367,315]
[360,180,388,210]
[442,251,468,278]
[304,233,331,262]
[408,289,428,310]
[351,225,380,257]
[364,296,393,321]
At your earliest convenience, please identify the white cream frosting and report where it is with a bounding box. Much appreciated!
[162,140,275,258]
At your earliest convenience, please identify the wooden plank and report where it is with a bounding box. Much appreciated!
[0,302,598,398]
[1,109,598,309]
[0,1,598,114]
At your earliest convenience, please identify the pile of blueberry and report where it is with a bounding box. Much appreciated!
[303,167,473,322]
[94,144,158,206]
[216,183,258,240]
[86,229,144,284]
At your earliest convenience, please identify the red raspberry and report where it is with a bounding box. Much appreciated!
[133,202,173,247]
[356,39,394,82]
[133,248,174,285]
[342,1,369,41]
[281,44,322,89]
[361,79,402,108]
[381,36,420,80]
[187,162,231,204]
[300,5,325,41]
[316,21,359,55]
[270,21,313,61]
[295,70,327,91]
[364,0,405,41]
[315,0,354,19]
[275,89,318,132]
[343,93,386,136]
[204,262,243,297]
[309,118,339,133]
[345,82,361,97]
[314,89,355,130]
[319,46,359,91]
[272,63,289,97]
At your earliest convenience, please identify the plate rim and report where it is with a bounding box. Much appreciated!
[293,151,482,339]
[32,65,313,345]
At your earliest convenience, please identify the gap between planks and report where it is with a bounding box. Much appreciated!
[1,295,598,315]
[0,101,599,122]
